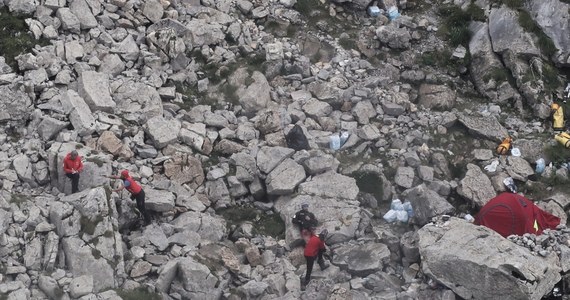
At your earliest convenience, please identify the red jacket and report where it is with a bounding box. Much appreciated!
[124,177,142,195]
[304,234,325,257]
[63,154,84,174]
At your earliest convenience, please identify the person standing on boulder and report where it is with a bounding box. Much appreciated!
[63,150,83,194]
[108,170,151,226]
[303,229,329,286]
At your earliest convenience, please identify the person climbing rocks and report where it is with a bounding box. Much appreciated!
[303,229,329,287]
[107,170,151,226]
[292,202,318,241]
[63,150,83,194]
[551,103,566,132]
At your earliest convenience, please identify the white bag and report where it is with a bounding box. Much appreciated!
[396,210,409,223]
[383,210,397,223]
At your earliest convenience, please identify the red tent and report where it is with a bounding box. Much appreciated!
[475,192,561,238]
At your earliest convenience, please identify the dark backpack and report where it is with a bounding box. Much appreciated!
[286,125,310,151]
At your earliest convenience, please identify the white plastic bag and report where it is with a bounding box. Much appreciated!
[329,134,341,150]
[396,210,409,223]
[511,148,521,157]
[535,158,545,174]
[391,199,404,211]
[484,160,499,172]
[383,210,397,223]
[340,131,349,146]
[403,201,414,218]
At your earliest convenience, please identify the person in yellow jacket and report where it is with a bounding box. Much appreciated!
[551,103,565,131]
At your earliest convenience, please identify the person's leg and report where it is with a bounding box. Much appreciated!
[136,190,151,224]
[66,173,79,193]
[304,255,315,284]
[318,249,329,270]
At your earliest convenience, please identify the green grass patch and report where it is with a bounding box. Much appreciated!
[219,206,285,238]
[339,37,358,51]
[115,288,161,300]
[418,50,470,71]
[544,143,570,166]
[10,193,29,206]
[483,67,509,83]
[85,156,106,167]
[0,8,49,70]
[438,3,485,47]
[518,9,557,58]
[294,0,325,19]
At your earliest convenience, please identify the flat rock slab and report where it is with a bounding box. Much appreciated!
[418,218,561,300]
[144,189,175,212]
[332,242,390,277]
[78,71,116,112]
[457,163,495,207]
[402,184,455,225]
[266,159,306,195]
[458,114,509,143]
[298,172,359,201]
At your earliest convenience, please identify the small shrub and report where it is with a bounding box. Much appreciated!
[80,215,104,236]
[466,3,486,22]
[85,156,105,167]
[518,10,558,58]
[115,287,161,300]
[91,248,102,259]
[10,193,29,206]
[339,37,357,51]
[483,67,509,83]
[219,206,285,239]
[294,0,324,18]
[542,63,561,92]
[438,3,485,46]
[353,171,384,202]
[544,143,570,165]
[0,8,49,69]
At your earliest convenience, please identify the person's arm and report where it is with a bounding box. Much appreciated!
[113,180,130,193]
[76,158,84,172]
[292,211,301,225]
[63,159,72,173]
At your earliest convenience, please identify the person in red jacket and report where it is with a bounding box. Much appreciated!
[303,229,329,286]
[108,170,151,225]
[63,150,83,194]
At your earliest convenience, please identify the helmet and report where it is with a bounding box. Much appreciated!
[552,103,560,110]
[120,170,130,178]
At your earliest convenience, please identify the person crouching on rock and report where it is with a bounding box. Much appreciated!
[303,229,330,286]
[63,150,83,194]
[292,202,318,241]
[107,170,151,226]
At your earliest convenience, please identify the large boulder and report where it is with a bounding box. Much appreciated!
[488,6,540,56]
[144,189,176,212]
[298,172,359,201]
[156,257,222,299]
[332,242,390,277]
[418,84,456,110]
[77,71,116,112]
[506,156,534,182]
[275,193,361,246]
[402,184,455,225]
[171,211,226,241]
[0,84,33,125]
[47,143,112,195]
[57,187,124,292]
[113,81,163,124]
[458,114,509,142]
[69,0,97,29]
[256,146,295,174]
[60,90,96,136]
[418,218,561,300]
[266,159,306,195]
[144,116,181,149]
[457,164,496,207]
[237,71,271,114]
[375,25,411,49]
[525,0,570,66]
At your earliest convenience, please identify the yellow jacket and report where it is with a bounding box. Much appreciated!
[553,106,564,130]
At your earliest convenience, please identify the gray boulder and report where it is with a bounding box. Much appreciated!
[376,25,411,49]
[13,154,35,186]
[506,156,534,182]
[142,0,164,23]
[457,164,496,207]
[302,98,332,118]
[418,84,456,110]
[402,184,455,225]
[0,84,33,125]
[144,189,176,212]
[114,81,163,124]
[37,116,68,141]
[77,71,116,112]
[298,172,359,201]
[332,242,390,277]
[156,257,222,299]
[266,159,306,195]
[144,116,181,149]
[56,8,81,33]
[171,211,226,241]
[7,0,37,14]
[256,146,295,174]
[69,275,94,298]
[60,90,96,136]
[458,114,509,142]
[526,0,570,66]
[418,218,561,300]
[69,0,97,29]
[230,152,257,182]
[394,167,414,189]
[237,71,271,113]
[489,6,540,56]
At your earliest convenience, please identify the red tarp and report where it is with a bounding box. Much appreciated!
[475,192,561,237]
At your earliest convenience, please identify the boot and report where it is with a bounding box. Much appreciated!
[318,259,329,271]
